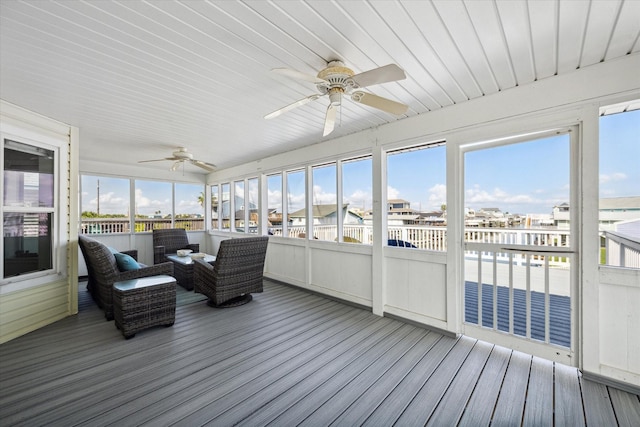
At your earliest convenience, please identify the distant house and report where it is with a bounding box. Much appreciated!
[289,204,363,226]
[466,207,507,227]
[552,197,640,230]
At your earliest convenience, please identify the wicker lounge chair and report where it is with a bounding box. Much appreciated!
[152,228,200,264]
[78,235,174,320]
[194,236,268,307]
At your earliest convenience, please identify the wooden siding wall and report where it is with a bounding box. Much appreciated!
[0,101,78,344]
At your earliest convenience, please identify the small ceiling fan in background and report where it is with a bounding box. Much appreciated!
[138,147,216,172]
[265,60,409,136]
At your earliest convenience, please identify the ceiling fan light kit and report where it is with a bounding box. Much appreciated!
[266,60,408,136]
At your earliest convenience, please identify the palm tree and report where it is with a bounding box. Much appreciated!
[198,192,218,212]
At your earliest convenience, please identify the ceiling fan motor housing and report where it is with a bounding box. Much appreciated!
[173,147,193,160]
[316,60,356,97]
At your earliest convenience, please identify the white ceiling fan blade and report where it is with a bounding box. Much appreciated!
[138,157,176,163]
[351,64,406,88]
[191,159,216,172]
[323,104,337,136]
[264,94,323,120]
[271,68,327,84]
[351,91,408,116]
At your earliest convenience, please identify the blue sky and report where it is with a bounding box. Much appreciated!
[84,110,638,217]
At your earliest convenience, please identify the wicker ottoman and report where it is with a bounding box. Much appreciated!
[113,275,176,339]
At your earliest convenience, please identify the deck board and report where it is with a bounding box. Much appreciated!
[523,356,554,426]
[581,379,618,426]
[1,279,639,426]
[609,387,640,427]
[457,344,511,426]
[425,340,494,425]
[554,362,586,426]
[489,349,532,424]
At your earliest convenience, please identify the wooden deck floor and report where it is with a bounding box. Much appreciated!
[1,280,639,426]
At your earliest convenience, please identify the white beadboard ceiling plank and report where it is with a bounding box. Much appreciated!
[556,0,590,74]
[0,37,257,135]
[463,0,517,90]
[580,0,624,67]
[371,0,472,103]
[431,0,499,96]
[527,0,558,80]
[183,0,324,73]
[495,0,536,85]
[115,1,281,91]
[239,0,338,69]
[406,0,484,100]
[604,0,640,59]
[1,4,236,109]
[52,1,255,96]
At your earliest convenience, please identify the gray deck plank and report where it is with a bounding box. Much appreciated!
[491,349,532,425]
[580,378,618,426]
[609,387,640,426]
[391,336,477,426]
[1,280,639,427]
[326,333,442,427]
[425,340,494,425]
[294,327,429,426]
[5,286,341,424]
[554,362,586,426]
[74,304,370,426]
[457,345,511,427]
[2,286,331,421]
[156,319,404,426]
[523,356,554,426]
[360,336,460,426]
[223,325,427,426]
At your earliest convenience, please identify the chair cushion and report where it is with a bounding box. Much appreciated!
[114,252,141,271]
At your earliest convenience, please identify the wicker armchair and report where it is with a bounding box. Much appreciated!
[78,235,174,320]
[152,228,200,264]
[194,236,268,307]
[79,236,136,298]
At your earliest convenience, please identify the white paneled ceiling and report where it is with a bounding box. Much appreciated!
[1,0,638,173]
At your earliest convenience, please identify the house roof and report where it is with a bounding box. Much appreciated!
[600,197,640,210]
[289,204,362,219]
[1,1,636,174]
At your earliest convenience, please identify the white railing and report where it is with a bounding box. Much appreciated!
[603,231,640,268]
[464,228,571,268]
[81,218,205,234]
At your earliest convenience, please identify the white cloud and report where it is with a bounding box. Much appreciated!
[387,186,400,200]
[311,185,336,205]
[600,172,627,184]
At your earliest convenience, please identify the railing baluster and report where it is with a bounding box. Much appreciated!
[526,254,531,340]
[544,256,550,344]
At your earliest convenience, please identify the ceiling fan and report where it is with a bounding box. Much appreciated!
[138,147,216,172]
[265,60,408,136]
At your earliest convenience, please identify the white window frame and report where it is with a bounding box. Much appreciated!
[1,134,63,289]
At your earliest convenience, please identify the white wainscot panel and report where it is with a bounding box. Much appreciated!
[599,267,640,386]
[309,246,373,307]
[385,252,447,328]
[264,239,307,286]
